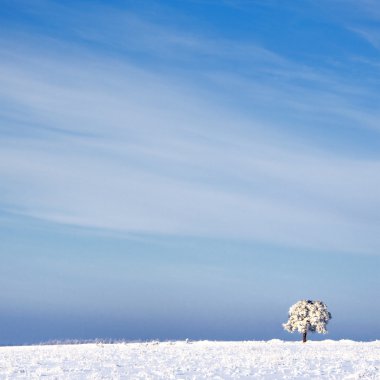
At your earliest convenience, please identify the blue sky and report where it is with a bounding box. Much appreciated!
[0,0,380,344]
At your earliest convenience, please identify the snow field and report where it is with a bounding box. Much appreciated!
[0,340,379,379]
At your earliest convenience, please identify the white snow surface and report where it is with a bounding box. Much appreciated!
[0,340,379,379]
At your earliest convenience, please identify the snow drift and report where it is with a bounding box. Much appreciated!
[0,340,379,379]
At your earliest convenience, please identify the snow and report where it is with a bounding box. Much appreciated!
[283,300,332,335]
[0,340,379,379]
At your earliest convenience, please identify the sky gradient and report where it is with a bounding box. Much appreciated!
[0,0,380,344]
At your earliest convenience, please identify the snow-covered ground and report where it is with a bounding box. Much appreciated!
[0,340,379,379]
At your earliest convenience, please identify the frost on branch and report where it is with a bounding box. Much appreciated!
[283,300,332,342]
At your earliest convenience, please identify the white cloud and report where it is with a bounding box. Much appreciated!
[0,7,380,254]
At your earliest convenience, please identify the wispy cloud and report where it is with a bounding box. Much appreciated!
[350,26,380,50]
[0,2,379,254]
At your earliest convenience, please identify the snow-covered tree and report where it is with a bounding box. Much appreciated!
[283,300,332,342]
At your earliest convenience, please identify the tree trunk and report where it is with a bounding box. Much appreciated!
[302,331,307,343]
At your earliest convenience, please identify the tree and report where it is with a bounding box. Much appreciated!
[283,300,332,343]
